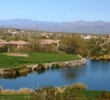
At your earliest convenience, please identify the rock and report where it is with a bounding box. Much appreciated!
[0,69,16,76]
[0,58,87,77]
[19,68,28,75]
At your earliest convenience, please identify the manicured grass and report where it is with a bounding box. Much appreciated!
[0,90,110,100]
[76,90,110,99]
[76,90,104,99]
[0,52,80,68]
[0,94,31,100]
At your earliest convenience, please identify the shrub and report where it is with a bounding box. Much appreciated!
[1,89,16,94]
[0,86,2,92]
[97,90,110,99]
[55,63,60,68]
[0,45,8,53]
[32,84,87,100]
[51,64,55,69]
[38,64,44,68]
[0,87,33,94]
[38,64,46,70]
[18,88,33,94]
[71,83,87,90]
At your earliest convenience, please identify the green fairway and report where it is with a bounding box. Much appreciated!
[76,90,104,99]
[0,94,31,100]
[0,52,80,68]
[0,90,109,100]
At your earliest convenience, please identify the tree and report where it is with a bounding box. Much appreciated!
[0,45,8,53]
[59,35,87,56]
[90,45,102,57]
[28,39,41,52]
[87,37,110,57]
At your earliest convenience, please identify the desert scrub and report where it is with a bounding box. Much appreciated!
[64,83,87,92]
[31,85,87,100]
[97,90,110,99]
[71,83,87,90]
[51,63,54,68]
[12,66,27,72]
[55,63,60,68]
[38,64,46,70]
[0,65,29,78]
[0,86,33,94]
[0,86,2,93]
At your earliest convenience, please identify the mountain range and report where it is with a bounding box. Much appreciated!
[0,19,110,34]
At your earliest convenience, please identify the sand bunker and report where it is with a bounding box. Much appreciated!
[5,53,28,57]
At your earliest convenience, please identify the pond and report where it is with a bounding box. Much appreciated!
[0,59,110,91]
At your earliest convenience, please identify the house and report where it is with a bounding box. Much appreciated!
[0,39,28,48]
[83,35,92,40]
[40,39,60,46]
[0,39,7,47]
[8,40,28,48]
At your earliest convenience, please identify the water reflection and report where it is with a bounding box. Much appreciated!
[61,66,86,81]
[37,69,46,74]
[61,67,77,80]
[0,69,46,79]
[89,59,110,73]
[0,73,28,79]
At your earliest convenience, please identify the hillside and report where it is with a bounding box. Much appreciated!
[0,19,110,34]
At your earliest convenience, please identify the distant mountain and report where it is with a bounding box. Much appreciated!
[0,19,110,34]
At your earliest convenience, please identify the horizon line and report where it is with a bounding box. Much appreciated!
[0,18,110,23]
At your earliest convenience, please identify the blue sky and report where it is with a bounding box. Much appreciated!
[0,0,110,22]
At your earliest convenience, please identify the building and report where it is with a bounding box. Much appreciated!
[0,39,28,48]
[40,39,60,46]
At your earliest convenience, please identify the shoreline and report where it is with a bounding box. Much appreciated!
[0,58,87,78]
[89,55,110,60]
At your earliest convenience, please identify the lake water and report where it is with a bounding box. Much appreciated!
[0,59,110,91]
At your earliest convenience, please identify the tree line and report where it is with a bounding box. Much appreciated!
[0,34,110,58]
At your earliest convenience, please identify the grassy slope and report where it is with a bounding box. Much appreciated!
[0,94,31,100]
[0,52,80,68]
[0,91,109,100]
[76,90,104,99]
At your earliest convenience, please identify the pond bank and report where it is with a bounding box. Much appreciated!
[90,55,110,60]
[0,83,87,94]
[0,58,87,78]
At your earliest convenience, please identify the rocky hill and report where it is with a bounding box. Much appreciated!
[0,19,110,34]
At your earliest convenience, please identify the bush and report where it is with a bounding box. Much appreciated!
[71,83,87,90]
[55,63,60,68]
[64,83,87,91]
[97,90,110,99]
[51,64,55,69]
[38,64,46,71]
[32,84,87,100]
[18,88,33,94]
[0,45,8,53]
[0,86,2,92]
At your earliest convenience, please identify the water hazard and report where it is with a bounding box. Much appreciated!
[0,59,110,91]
